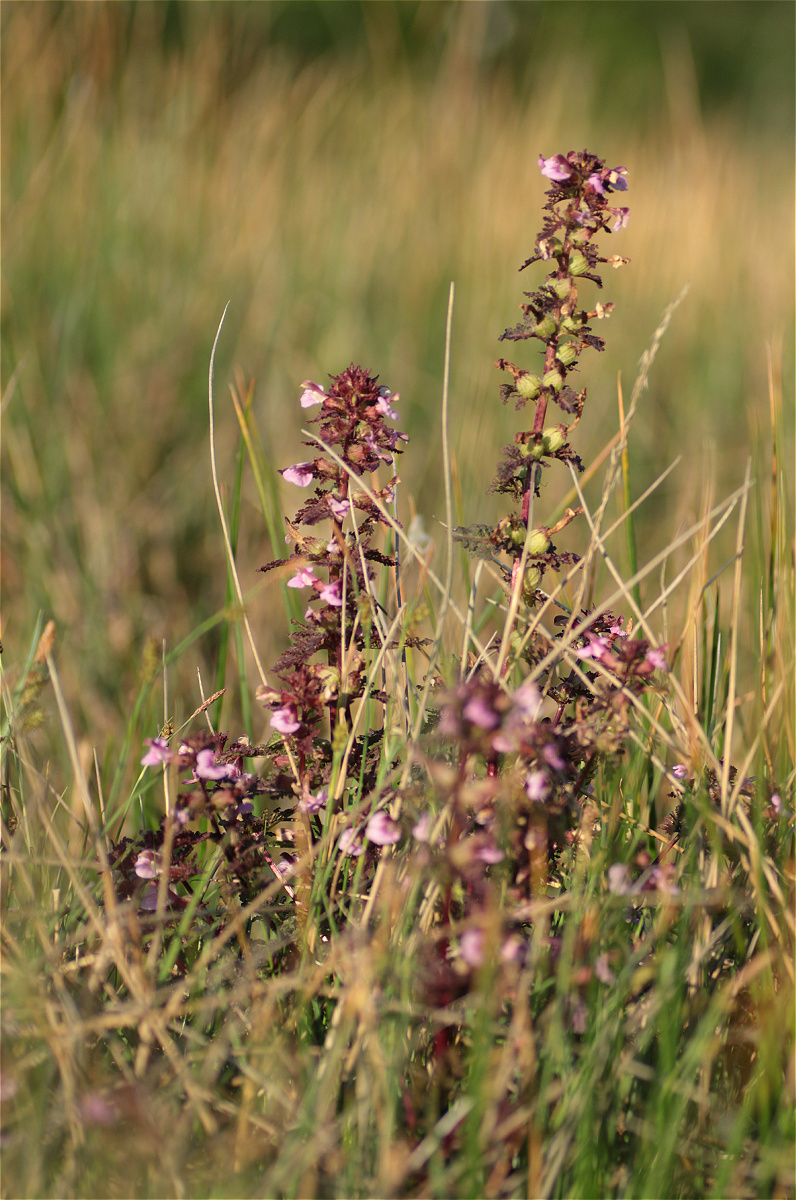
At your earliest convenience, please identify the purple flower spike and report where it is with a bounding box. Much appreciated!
[366,810,401,846]
[141,737,172,767]
[194,749,236,781]
[271,704,301,734]
[299,380,326,408]
[281,462,315,487]
[539,153,574,182]
[287,566,318,589]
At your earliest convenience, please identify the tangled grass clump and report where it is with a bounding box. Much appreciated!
[1,151,793,1200]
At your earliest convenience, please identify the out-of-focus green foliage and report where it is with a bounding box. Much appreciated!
[2,0,793,760]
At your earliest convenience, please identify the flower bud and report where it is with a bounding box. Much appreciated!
[568,250,589,276]
[542,369,563,392]
[542,426,567,454]
[516,373,542,399]
[556,343,577,367]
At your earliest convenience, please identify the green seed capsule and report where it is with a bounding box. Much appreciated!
[542,369,563,392]
[568,250,589,276]
[516,373,542,400]
[542,426,566,454]
[526,527,550,556]
[556,343,577,367]
[534,316,557,340]
[553,278,572,300]
[561,315,582,333]
[521,568,542,602]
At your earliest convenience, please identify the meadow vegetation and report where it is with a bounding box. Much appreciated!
[1,5,794,1198]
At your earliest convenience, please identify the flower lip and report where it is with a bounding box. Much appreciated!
[538,153,574,182]
[270,704,301,734]
[365,810,401,846]
[328,496,351,521]
[141,737,172,767]
[281,462,315,487]
[287,566,318,589]
[299,381,326,408]
[194,749,237,781]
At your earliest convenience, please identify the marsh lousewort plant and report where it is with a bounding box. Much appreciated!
[75,149,791,1197]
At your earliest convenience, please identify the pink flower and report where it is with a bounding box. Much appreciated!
[271,704,300,734]
[576,633,611,662]
[328,496,350,521]
[134,849,160,880]
[607,165,628,191]
[319,578,343,607]
[645,645,668,671]
[542,743,565,771]
[463,696,500,730]
[460,928,485,968]
[595,954,616,984]
[538,153,574,182]
[194,749,236,781]
[376,394,398,420]
[525,769,549,801]
[607,863,631,895]
[366,811,401,846]
[141,738,172,767]
[287,566,318,589]
[512,678,542,720]
[299,786,328,814]
[412,813,432,842]
[77,1092,118,1126]
[281,461,315,487]
[339,828,364,857]
[612,207,630,231]
[299,380,326,408]
[587,172,606,194]
[474,843,504,864]
[671,764,689,780]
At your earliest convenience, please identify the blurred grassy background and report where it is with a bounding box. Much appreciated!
[2,0,793,768]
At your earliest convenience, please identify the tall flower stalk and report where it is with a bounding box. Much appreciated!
[456,149,630,616]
